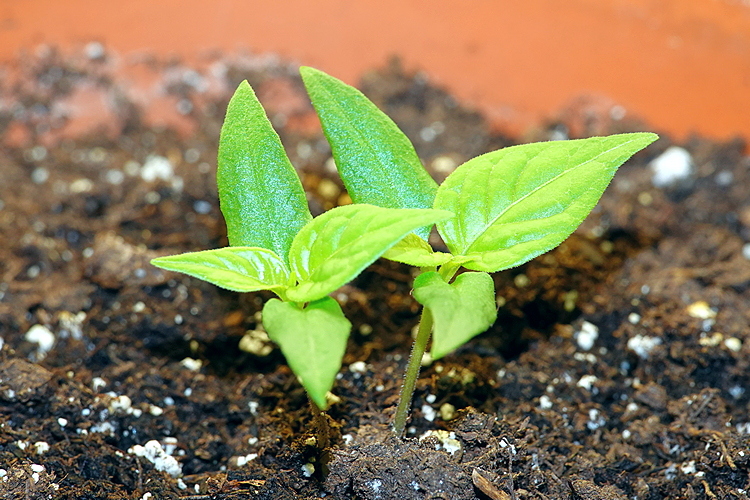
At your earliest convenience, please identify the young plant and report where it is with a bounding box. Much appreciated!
[300,66,658,435]
[150,81,452,410]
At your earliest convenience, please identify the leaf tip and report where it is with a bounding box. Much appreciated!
[299,65,325,83]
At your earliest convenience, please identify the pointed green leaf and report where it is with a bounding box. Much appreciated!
[434,133,658,272]
[217,81,312,260]
[150,247,292,293]
[262,297,351,409]
[413,271,497,359]
[382,233,452,268]
[300,66,438,239]
[286,204,453,302]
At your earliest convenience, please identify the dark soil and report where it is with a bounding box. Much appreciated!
[1,48,750,500]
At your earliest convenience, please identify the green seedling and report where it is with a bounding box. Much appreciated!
[151,66,657,436]
[151,80,452,410]
[300,66,658,435]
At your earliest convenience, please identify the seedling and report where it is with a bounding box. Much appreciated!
[299,67,657,435]
[151,80,452,410]
[152,67,657,438]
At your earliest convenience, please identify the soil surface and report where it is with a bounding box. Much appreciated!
[1,48,750,500]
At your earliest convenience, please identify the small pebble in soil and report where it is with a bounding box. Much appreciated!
[24,324,55,359]
[627,334,662,359]
[686,300,716,320]
[193,200,212,214]
[109,394,132,413]
[539,395,553,410]
[248,401,259,415]
[129,440,182,478]
[180,357,203,371]
[421,404,436,422]
[234,453,258,467]
[31,167,49,184]
[587,409,606,430]
[301,463,315,477]
[239,329,273,356]
[628,312,641,324]
[358,324,373,335]
[349,361,367,374]
[431,155,457,173]
[650,146,694,188]
[575,321,599,351]
[419,430,461,455]
[439,403,456,421]
[577,375,598,391]
[70,178,94,193]
[140,155,174,182]
[715,170,734,186]
[33,441,49,455]
[92,377,106,391]
[724,337,742,352]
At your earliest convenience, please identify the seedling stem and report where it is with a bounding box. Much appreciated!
[393,264,459,436]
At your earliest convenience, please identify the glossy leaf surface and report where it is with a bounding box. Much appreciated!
[434,133,658,272]
[217,81,311,261]
[150,247,291,293]
[262,297,351,409]
[412,271,497,359]
[286,204,453,302]
[300,66,437,239]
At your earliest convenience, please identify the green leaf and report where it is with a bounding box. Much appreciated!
[150,247,292,293]
[412,271,497,359]
[286,204,453,302]
[382,233,452,268]
[300,66,438,239]
[217,81,312,261]
[262,297,351,409]
[434,133,658,272]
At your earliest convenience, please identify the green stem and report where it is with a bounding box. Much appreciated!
[392,262,461,437]
[392,306,433,437]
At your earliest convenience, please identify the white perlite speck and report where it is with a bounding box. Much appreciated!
[539,395,553,410]
[421,404,436,422]
[235,453,258,467]
[650,146,694,188]
[348,361,367,374]
[92,377,107,391]
[129,440,182,478]
[575,321,599,351]
[627,334,662,359]
[33,441,50,455]
[301,463,315,477]
[419,430,462,455]
[577,375,598,391]
[140,155,174,182]
[587,408,606,431]
[180,357,203,371]
[25,324,55,357]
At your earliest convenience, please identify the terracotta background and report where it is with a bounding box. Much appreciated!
[1,0,749,141]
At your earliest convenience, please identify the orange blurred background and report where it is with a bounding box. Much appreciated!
[2,0,749,142]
